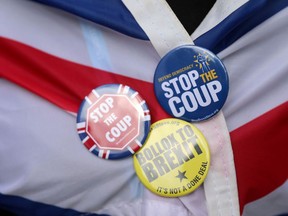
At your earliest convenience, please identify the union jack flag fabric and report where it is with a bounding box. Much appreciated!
[0,0,287,215]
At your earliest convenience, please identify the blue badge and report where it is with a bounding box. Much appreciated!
[154,45,229,122]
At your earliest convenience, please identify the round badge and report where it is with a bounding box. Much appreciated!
[154,45,229,122]
[133,118,210,197]
[76,84,151,159]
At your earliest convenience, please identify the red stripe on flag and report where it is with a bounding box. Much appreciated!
[118,84,125,94]
[130,141,142,153]
[131,92,143,104]
[0,37,169,123]
[83,137,95,149]
[133,145,141,153]
[77,127,85,132]
[102,151,107,159]
[230,102,288,214]
[144,110,150,116]
[87,92,98,104]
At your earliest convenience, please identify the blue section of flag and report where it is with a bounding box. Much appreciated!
[0,193,109,216]
[32,0,148,40]
[32,0,288,54]
[195,0,288,53]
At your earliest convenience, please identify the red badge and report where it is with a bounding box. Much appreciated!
[76,84,151,159]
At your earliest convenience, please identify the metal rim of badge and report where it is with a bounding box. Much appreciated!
[154,45,229,122]
[76,84,151,159]
[133,118,210,197]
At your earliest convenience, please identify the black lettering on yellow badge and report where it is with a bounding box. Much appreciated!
[133,119,210,197]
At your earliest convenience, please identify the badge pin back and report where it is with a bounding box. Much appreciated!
[154,45,229,122]
[133,118,210,197]
[76,84,151,159]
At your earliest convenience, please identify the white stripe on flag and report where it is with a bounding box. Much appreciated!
[105,150,110,159]
[127,146,134,154]
[144,111,151,121]
[98,150,104,158]
[82,136,89,144]
[89,145,96,152]
[92,89,100,98]
[123,85,130,94]
[117,84,123,94]
[77,129,86,134]
[77,122,86,129]
[85,96,92,105]
[135,139,142,147]
[130,91,138,99]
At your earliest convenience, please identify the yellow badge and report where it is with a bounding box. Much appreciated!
[133,118,210,197]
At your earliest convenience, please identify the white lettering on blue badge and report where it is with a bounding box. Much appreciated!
[154,45,229,122]
[161,70,222,117]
